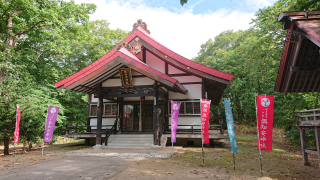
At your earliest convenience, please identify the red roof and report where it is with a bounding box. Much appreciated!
[55,25,233,89]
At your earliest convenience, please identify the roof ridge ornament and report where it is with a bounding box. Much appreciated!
[132,19,150,34]
[117,42,133,53]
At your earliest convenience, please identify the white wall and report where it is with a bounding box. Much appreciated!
[172,76,201,83]
[90,118,116,129]
[169,116,201,129]
[132,77,154,86]
[169,84,202,99]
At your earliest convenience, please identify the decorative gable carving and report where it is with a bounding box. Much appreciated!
[117,42,133,53]
[132,19,150,34]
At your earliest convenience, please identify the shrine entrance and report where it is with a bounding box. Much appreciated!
[122,101,165,132]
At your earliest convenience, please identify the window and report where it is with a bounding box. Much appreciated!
[90,103,118,117]
[104,103,117,116]
[168,101,201,115]
[90,105,97,116]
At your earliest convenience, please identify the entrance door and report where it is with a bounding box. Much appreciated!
[123,103,140,131]
[142,103,153,131]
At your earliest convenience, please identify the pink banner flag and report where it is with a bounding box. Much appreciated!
[171,102,181,143]
[44,106,60,142]
[14,105,21,144]
[256,95,274,151]
[201,100,211,144]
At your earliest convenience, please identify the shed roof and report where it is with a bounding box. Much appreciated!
[275,11,320,94]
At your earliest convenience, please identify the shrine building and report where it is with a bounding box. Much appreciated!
[55,20,234,150]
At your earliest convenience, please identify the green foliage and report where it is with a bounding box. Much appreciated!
[0,0,128,154]
[195,0,320,147]
[180,0,188,6]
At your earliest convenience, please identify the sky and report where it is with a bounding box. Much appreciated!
[73,0,277,59]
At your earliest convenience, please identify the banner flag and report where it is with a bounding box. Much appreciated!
[256,95,274,151]
[44,106,60,142]
[171,102,181,143]
[14,105,21,144]
[224,99,237,153]
[201,100,211,144]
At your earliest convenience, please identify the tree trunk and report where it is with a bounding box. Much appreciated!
[4,137,9,155]
[29,141,32,150]
[23,139,26,152]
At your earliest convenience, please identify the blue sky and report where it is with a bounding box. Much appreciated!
[138,0,275,14]
[74,0,278,58]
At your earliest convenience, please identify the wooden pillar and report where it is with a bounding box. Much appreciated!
[315,126,320,167]
[153,83,159,145]
[300,128,311,166]
[96,92,104,145]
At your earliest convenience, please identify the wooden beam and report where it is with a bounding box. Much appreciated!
[307,71,316,92]
[313,74,320,92]
[284,39,302,94]
[296,71,304,93]
[291,66,320,71]
[153,82,159,145]
[301,71,310,92]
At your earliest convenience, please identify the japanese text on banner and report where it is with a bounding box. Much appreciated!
[201,100,211,144]
[171,102,181,143]
[256,95,274,151]
[44,106,60,142]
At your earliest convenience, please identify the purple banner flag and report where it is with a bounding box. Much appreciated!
[43,106,60,142]
[171,102,181,143]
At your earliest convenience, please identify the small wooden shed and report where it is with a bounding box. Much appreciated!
[275,11,320,167]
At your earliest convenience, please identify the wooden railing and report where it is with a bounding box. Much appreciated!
[164,120,224,134]
[294,109,320,126]
[65,122,116,135]
[105,121,117,146]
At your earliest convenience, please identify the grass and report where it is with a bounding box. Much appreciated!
[167,134,319,180]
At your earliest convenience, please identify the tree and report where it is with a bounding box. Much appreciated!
[180,0,188,6]
[0,0,96,155]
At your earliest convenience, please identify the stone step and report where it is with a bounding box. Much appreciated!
[108,138,152,141]
[108,141,153,145]
[109,134,153,138]
[105,134,153,149]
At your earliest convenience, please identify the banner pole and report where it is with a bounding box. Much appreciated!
[14,143,15,157]
[233,153,235,170]
[42,142,44,156]
[172,142,173,159]
[202,142,204,163]
[255,93,263,175]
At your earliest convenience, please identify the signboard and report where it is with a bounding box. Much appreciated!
[224,99,237,153]
[201,100,211,144]
[171,102,181,143]
[256,95,274,151]
[119,68,133,88]
[44,106,60,142]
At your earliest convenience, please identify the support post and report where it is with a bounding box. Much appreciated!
[315,126,320,167]
[300,128,311,166]
[93,88,104,150]
[153,83,159,145]
[87,117,91,133]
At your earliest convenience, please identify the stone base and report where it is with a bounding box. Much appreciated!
[151,145,162,151]
[93,145,103,150]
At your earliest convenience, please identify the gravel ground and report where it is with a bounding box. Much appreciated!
[50,152,171,158]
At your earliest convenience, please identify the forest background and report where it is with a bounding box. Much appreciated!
[0,0,319,155]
